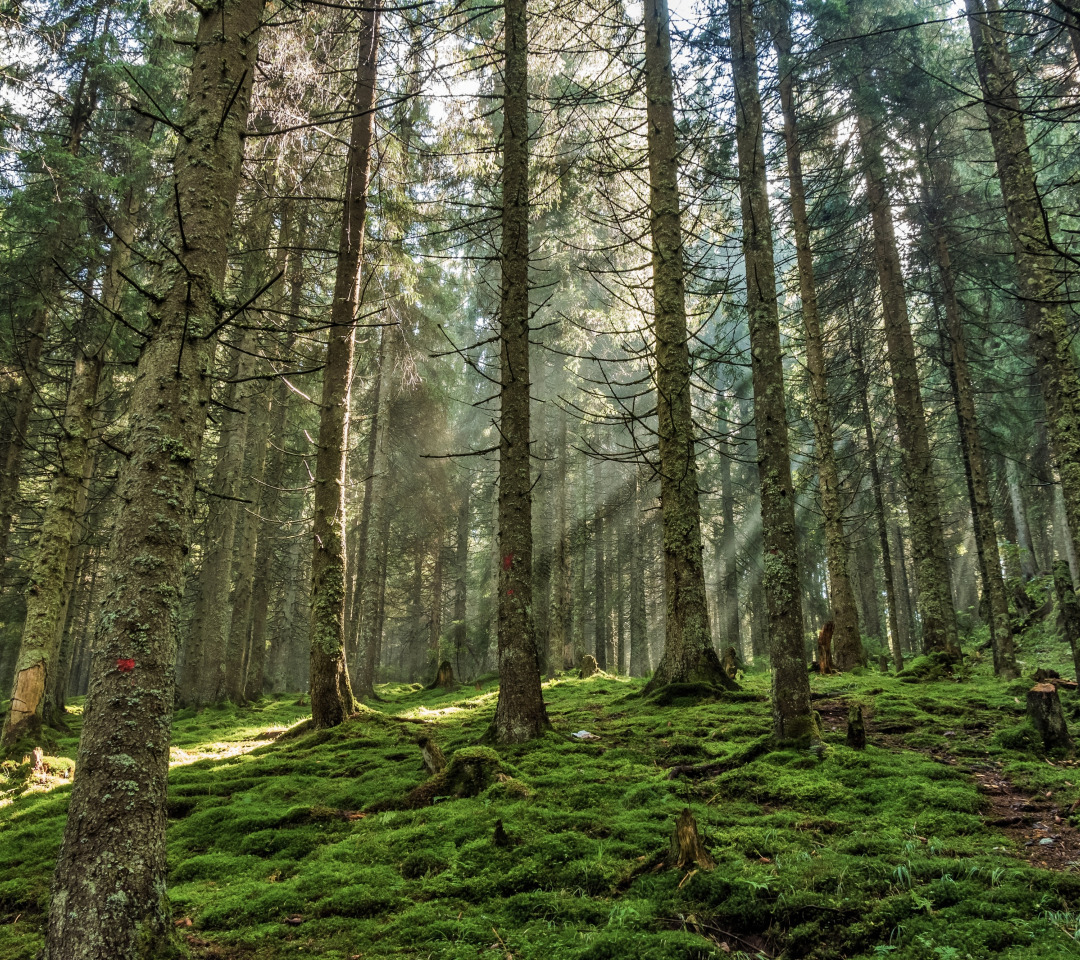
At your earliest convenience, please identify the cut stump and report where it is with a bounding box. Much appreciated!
[427,660,457,690]
[846,704,866,749]
[1027,683,1074,756]
[418,736,446,776]
[721,646,740,680]
[580,655,598,679]
[666,807,714,871]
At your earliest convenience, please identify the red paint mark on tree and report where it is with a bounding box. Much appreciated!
[507,588,514,596]
[117,658,136,672]
[502,554,514,570]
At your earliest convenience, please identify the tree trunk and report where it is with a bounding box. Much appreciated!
[773,4,862,671]
[853,334,905,670]
[719,442,740,650]
[43,2,262,955]
[489,0,549,743]
[549,417,569,672]
[309,0,381,727]
[593,449,609,670]
[453,471,470,676]
[642,0,727,693]
[729,0,813,740]
[967,0,1080,597]
[629,468,649,676]
[926,190,1017,676]
[3,351,101,743]
[855,105,960,661]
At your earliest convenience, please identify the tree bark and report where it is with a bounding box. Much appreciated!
[490,0,549,742]
[43,2,262,955]
[3,350,101,742]
[629,468,649,676]
[852,326,905,670]
[925,178,1017,676]
[309,0,381,727]
[773,3,862,671]
[967,0,1080,595]
[855,105,960,661]
[641,0,727,693]
[728,0,814,741]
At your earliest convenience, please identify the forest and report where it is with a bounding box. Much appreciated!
[2,0,1080,956]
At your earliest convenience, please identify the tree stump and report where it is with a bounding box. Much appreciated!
[878,654,890,674]
[846,704,866,749]
[418,736,445,776]
[427,660,457,690]
[580,655,598,679]
[817,621,835,674]
[721,646,740,680]
[1027,683,1074,755]
[666,807,714,871]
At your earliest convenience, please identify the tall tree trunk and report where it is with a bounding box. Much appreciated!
[855,105,960,661]
[719,439,740,649]
[593,449,608,671]
[728,0,814,740]
[966,0,1080,587]
[309,0,381,727]
[773,3,862,670]
[641,0,726,692]
[853,335,905,670]
[44,2,262,955]
[453,471,470,676]
[1007,458,1037,579]
[628,468,649,676]
[925,180,1017,676]
[3,350,101,742]
[490,0,549,743]
[548,417,569,673]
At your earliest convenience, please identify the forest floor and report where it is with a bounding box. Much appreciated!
[5,642,1080,959]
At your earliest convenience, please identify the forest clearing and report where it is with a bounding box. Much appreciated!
[3,0,1080,956]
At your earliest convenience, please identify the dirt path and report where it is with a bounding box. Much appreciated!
[814,696,1080,871]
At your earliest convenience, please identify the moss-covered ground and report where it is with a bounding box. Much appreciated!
[4,637,1080,958]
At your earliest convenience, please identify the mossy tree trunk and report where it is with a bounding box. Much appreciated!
[641,0,726,693]
[923,161,1017,677]
[728,0,814,741]
[490,0,549,743]
[718,440,740,651]
[966,0,1080,585]
[309,0,381,727]
[772,3,862,671]
[852,335,905,671]
[855,105,960,661]
[2,350,101,743]
[43,2,262,956]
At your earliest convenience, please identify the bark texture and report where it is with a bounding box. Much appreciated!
[855,105,960,661]
[773,3,862,671]
[641,0,727,693]
[309,0,380,727]
[966,0,1080,592]
[729,0,815,742]
[490,0,550,742]
[43,2,262,956]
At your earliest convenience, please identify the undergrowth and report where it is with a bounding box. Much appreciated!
[2,653,1080,959]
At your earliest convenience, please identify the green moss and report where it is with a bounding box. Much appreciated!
[8,669,1080,960]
